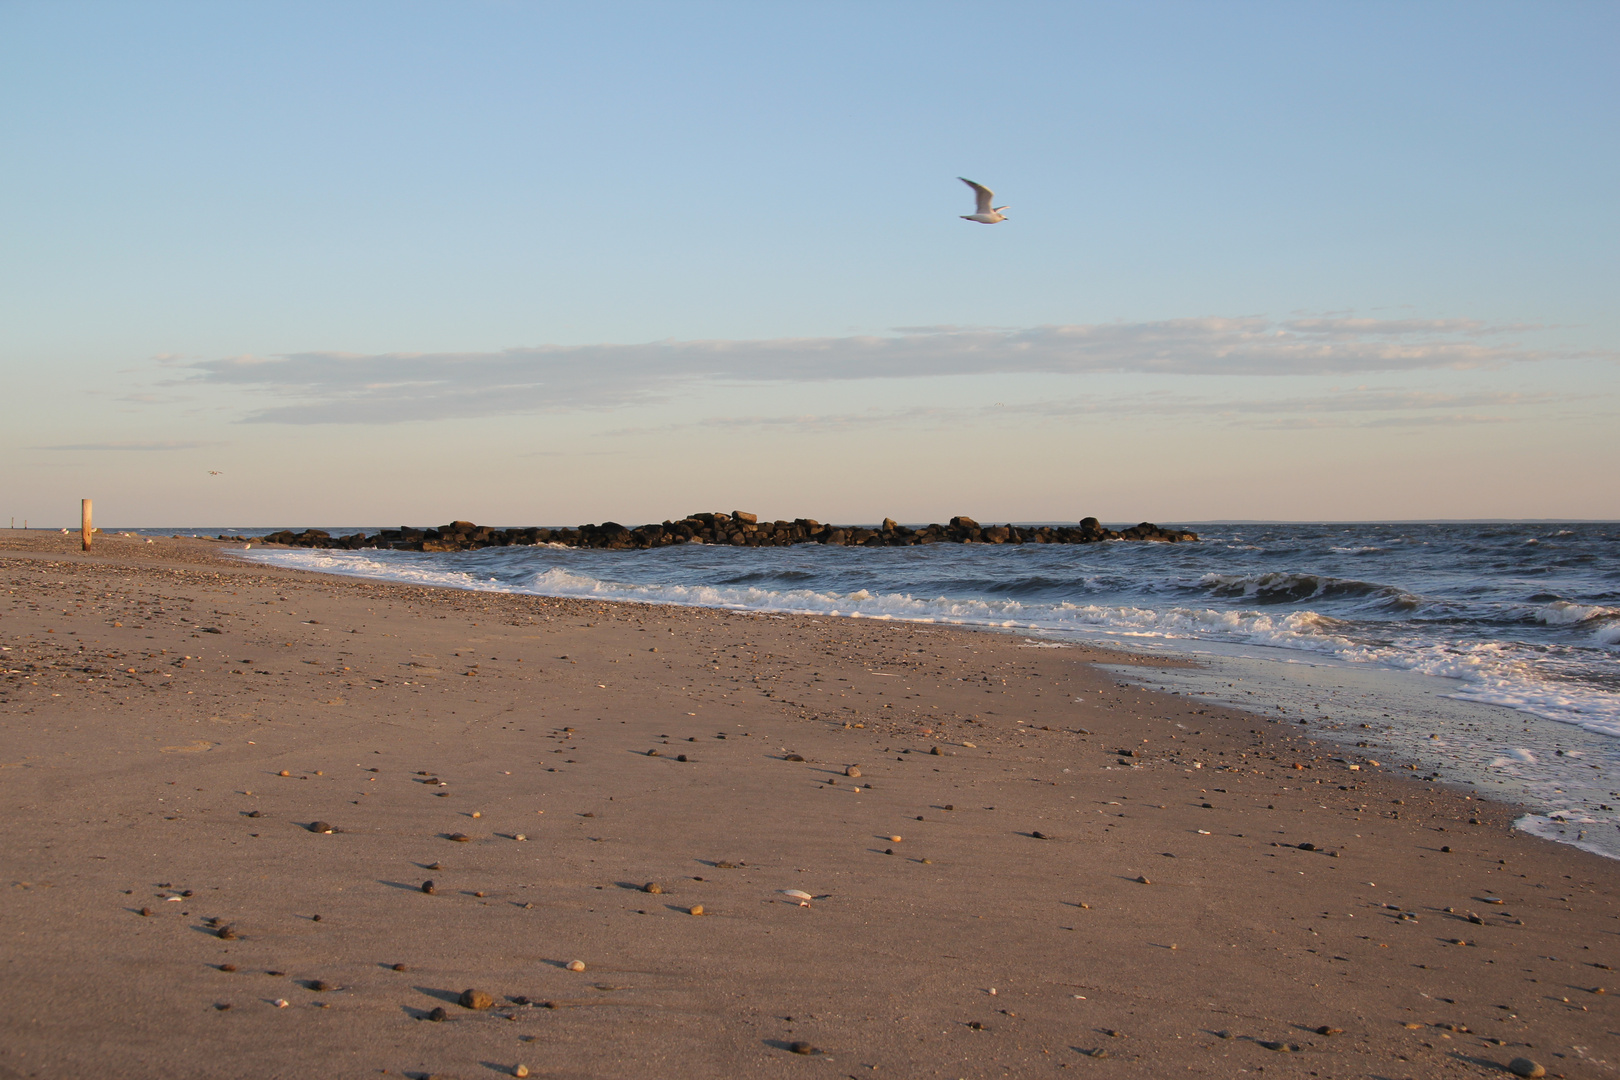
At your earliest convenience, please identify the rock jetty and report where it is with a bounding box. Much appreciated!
[242,514,1196,551]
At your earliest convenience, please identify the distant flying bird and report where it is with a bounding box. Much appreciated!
[958,177,1008,224]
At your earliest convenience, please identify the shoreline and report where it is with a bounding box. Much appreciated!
[2,532,1616,1078]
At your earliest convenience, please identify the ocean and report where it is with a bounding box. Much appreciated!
[213,521,1618,858]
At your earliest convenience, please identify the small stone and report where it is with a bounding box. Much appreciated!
[460,988,494,1010]
[1508,1059,1546,1078]
[845,766,861,778]
[1215,1030,1232,1040]
[421,880,436,894]
[311,914,322,922]
[310,980,331,992]
[647,749,660,756]
[1031,831,1049,840]
[788,1041,819,1055]
[307,821,334,834]
[514,834,527,841]
[247,810,261,818]
[279,770,290,777]
[1258,1041,1298,1052]
[216,925,237,940]
[1087,1048,1110,1058]
[1135,876,1151,885]
[214,1002,231,1010]
[1315,1025,1342,1036]
[219,964,237,972]
[1442,845,1452,852]
[514,1066,530,1078]
[643,882,663,894]
[677,754,688,762]
[392,963,408,971]
[785,754,805,762]
[138,907,152,916]
[1298,842,1316,851]
[688,905,704,916]
[471,811,481,818]
[566,960,586,972]
[929,746,942,755]
[889,835,903,843]
[447,833,471,842]
[274,998,290,1008]
[427,1005,447,1021]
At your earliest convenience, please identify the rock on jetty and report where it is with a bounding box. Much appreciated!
[244,514,1197,551]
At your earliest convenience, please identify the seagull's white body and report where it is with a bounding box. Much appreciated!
[958,177,1008,224]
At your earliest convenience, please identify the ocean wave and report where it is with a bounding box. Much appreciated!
[1196,570,1422,612]
[1533,601,1620,626]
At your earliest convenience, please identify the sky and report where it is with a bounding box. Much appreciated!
[2,1,1616,527]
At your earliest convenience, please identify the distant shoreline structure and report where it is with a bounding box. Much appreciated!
[242,513,1198,551]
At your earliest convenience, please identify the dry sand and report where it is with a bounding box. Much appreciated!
[1,532,1615,1079]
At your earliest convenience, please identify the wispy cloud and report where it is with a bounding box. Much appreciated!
[602,387,1572,437]
[175,316,1575,425]
[33,440,218,451]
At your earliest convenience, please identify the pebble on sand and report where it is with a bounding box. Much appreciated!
[647,749,660,756]
[566,960,587,972]
[845,766,861,778]
[309,980,331,992]
[421,880,436,894]
[888,835,903,843]
[216,925,238,940]
[688,905,705,916]
[219,964,237,972]
[392,963,408,971]
[427,1006,447,1022]
[642,882,664,894]
[514,1066,530,1078]
[1508,1059,1546,1078]
[929,746,942,755]
[459,988,494,1010]
[1135,876,1151,885]
[447,833,472,842]
[788,1041,820,1055]
[1315,1026,1343,1036]
[785,754,806,762]
[307,821,334,834]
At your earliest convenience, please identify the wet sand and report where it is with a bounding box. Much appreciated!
[1,532,1615,1079]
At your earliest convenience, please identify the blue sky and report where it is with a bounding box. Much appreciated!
[2,1,1615,526]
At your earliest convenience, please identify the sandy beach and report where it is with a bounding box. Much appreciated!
[2,532,1615,1080]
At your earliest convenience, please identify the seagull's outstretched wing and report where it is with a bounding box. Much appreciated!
[959,177,994,215]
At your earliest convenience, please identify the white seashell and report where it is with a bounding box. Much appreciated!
[782,889,814,901]
[274,999,289,1008]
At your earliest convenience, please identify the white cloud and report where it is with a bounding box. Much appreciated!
[176,316,1575,425]
[33,440,218,451]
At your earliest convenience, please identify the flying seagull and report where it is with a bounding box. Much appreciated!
[958,177,1008,224]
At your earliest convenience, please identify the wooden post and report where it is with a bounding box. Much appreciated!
[81,499,92,551]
